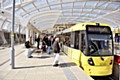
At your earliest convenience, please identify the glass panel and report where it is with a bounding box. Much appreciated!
[2,21,10,30]
[64,13,72,15]
[74,2,85,7]
[34,0,46,6]
[23,3,34,11]
[61,15,69,18]
[77,19,87,22]
[73,13,80,16]
[16,0,21,3]
[48,0,57,3]
[89,14,96,17]
[62,9,72,12]
[23,14,29,18]
[39,7,49,11]
[4,0,10,5]
[16,9,25,14]
[99,3,109,8]
[81,13,86,16]
[84,18,91,21]
[50,4,61,9]
[88,34,113,56]
[62,3,73,7]
[97,1,106,7]
[86,1,97,6]
[73,9,82,12]
[29,10,38,15]
[101,10,109,14]
[4,2,12,7]
[70,16,77,18]
[97,14,102,17]
[83,9,92,12]
[92,9,101,13]
[107,3,119,9]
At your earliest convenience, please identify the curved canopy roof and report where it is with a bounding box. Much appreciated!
[0,0,120,33]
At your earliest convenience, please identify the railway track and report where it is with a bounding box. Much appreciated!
[92,76,115,80]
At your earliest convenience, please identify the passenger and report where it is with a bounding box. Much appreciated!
[52,38,60,67]
[42,35,47,52]
[44,35,48,46]
[50,35,53,48]
[47,36,51,54]
[66,40,70,47]
[36,34,40,49]
[52,35,56,44]
[25,38,33,58]
[30,36,32,44]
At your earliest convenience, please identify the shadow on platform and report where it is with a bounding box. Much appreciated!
[15,64,52,69]
[15,62,76,69]
[60,62,76,68]
[32,55,51,59]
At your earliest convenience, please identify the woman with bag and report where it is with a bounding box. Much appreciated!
[52,38,60,67]
[42,36,47,52]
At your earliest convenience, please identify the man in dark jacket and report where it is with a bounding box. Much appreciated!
[52,35,56,44]
[52,38,60,66]
[42,35,48,52]
[47,36,51,54]
[36,35,40,49]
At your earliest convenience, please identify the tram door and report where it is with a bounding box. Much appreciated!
[70,32,75,48]
[80,32,86,53]
[74,31,80,49]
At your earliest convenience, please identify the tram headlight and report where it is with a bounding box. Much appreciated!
[110,59,113,65]
[88,58,94,66]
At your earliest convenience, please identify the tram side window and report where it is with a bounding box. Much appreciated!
[70,32,75,48]
[64,33,70,47]
[63,34,66,45]
[81,34,86,52]
[74,31,79,49]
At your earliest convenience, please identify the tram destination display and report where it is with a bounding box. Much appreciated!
[86,25,111,34]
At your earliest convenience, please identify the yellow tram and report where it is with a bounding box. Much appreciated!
[58,22,114,76]
[114,29,120,42]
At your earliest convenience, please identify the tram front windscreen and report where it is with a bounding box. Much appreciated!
[86,25,113,56]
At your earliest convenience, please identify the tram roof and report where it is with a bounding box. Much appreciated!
[55,27,70,35]
[0,0,120,34]
[70,22,111,32]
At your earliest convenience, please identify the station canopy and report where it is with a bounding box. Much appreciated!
[0,0,120,33]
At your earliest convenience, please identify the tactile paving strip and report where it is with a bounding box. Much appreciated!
[60,57,78,80]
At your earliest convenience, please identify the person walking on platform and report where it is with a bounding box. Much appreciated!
[52,35,56,44]
[25,38,33,58]
[42,35,48,52]
[47,36,51,54]
[52,38,60,66]
[36,34,40,49]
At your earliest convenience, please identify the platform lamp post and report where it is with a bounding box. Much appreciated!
[10,0,15,69]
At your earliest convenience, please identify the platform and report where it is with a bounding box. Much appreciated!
[0,44,93,80]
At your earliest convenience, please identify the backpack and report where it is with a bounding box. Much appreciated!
[25,41,30,48]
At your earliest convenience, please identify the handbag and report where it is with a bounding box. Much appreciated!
[41,45,46,51]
